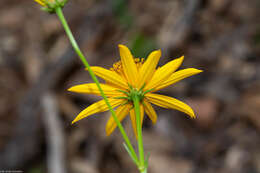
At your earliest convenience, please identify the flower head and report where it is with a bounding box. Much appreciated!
[69,45,202,136]
[34,0,68,13]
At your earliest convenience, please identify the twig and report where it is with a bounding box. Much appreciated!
[42,93,66,173]
[158,0,200,56]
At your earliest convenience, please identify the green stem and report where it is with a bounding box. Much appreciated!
[133,95,146,172]
[141,168,147,173]
[55,7,138,165]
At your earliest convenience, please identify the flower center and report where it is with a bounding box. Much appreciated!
[110,58,144,76]
[111,58,153,103]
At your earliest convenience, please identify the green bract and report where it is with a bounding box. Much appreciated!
[34,0,68,13]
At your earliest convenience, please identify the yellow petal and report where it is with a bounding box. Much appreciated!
[145,56,184,90]
[138,50,161,88]
[154,68,203,91]
[106,104,132,136]
[130,104,144,139]
[68,83,120,97]
[90,66,128,89]
[34,0,46,6]
[143,99,157,124]
[146,93,195,118]
[118,44,139,87]
[72,98,123,124]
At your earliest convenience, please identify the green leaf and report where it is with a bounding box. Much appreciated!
[144,152,150,168]
[123,143,139,165]
[130,33,157,58]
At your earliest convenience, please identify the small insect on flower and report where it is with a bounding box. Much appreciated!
[69,45,202,137]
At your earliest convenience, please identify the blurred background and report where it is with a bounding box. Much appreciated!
[0,0,259,172]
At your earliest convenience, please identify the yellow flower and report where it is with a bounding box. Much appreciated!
[69,45,202,136]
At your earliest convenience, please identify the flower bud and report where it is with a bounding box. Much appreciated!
[34,0,68,13]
